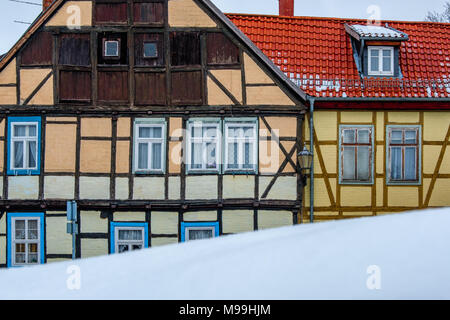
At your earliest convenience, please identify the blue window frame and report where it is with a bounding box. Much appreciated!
[110,222,149,254]
[180,222,220,242]
[7,116,41,175]
[7,212,45,268]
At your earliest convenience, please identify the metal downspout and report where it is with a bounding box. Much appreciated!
[309,97,315,223]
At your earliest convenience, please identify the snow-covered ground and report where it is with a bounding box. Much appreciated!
[0,208,449,300]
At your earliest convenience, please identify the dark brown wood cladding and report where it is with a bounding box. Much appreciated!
[59,34,91,66]
[134,33,164,67]
[170,32,201,67]
[95,3,128,24]
[21,31,53,66]
[171,71,203,105]
[135,72,166,105]
[206,33,240,65]
[133,2,164,25]
[59,71,91,102]
[98,71,129,102]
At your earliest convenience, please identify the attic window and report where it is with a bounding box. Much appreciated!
[104,40,120,58]
[143,42,158,59]
[368,46,394,76]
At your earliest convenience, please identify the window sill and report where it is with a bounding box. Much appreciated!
[339,180,374,185]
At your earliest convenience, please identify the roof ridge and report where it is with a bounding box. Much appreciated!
[225,13,450,26]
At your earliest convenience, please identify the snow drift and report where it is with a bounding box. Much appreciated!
[0,208,449,300]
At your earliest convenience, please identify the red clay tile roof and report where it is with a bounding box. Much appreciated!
[226,14,450,99]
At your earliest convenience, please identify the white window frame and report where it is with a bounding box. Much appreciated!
[11,217,41,267]
[104,40,120,58]
[386,125,421,185]
[185,226,216,242]
[133,120,166,173]
[187,120,221,173]
[224,121,258,173]
[10,121,39,171]
[339,125,374,185]
[368,46,394,76]
[114,226,145,254]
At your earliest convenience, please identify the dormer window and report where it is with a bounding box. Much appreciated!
[345,24,409,79]
[104,40,120,59]
[368,46,394,76]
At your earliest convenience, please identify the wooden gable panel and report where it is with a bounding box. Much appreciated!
[59,34,91,66]
[133,1,164,25]
[134,33,164,67]
[171,71,203,105]
[21,31,53,66]
[59,71,91,102]
[95,2,128,24]
[135,72,166,105]
[98,71,129,102]
[206,33,240,65]
[170,32,201,67]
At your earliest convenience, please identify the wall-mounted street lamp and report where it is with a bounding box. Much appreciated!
[297,144,313,186]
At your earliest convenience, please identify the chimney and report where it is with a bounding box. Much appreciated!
[279,0,294,16]
[43,0,53,11]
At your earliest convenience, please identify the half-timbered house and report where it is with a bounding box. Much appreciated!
[229,0,450,221]
[0,0,309,267]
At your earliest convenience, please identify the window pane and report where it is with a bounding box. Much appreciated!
[28,253,38,264]
[390,147,402,180]
[343,130,356,143]
[131,245,142,251]
[143,42,158,58]
[405,147,417,180]
[15,243,25,254]
[391,130,403,144]
[405,131,417,144]
[118,245,129,253]
[105,41,118,56]
[243,142,254,169]
[243,127,254,138]
[151,143,162,170]
[15,220,26,240]
[205,142,216,169]
[191,126,202,138]
[370,50,379,72]
[204,126,217,138]
[28,125,37,137]
[383,57,392,72]
[139,127,151,138]
[228,127,239,138]
[28,141,37,168]
[191,142,202,169]
[188,229,213,240]
[15,253,26,264]
[150,127,162,138]
[138,143,148,170]
[357,146,370,181]
[28,220,38,240]
[343,146,356,180]
[14,141,24,168]
[14,125,26,137]
[118,229,143,241]
[227,142,238,169]
[357,130,370,144]
[28,243,38,253]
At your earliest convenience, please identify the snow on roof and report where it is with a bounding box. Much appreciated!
[348,24,409,39]
[0,208,449,299]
